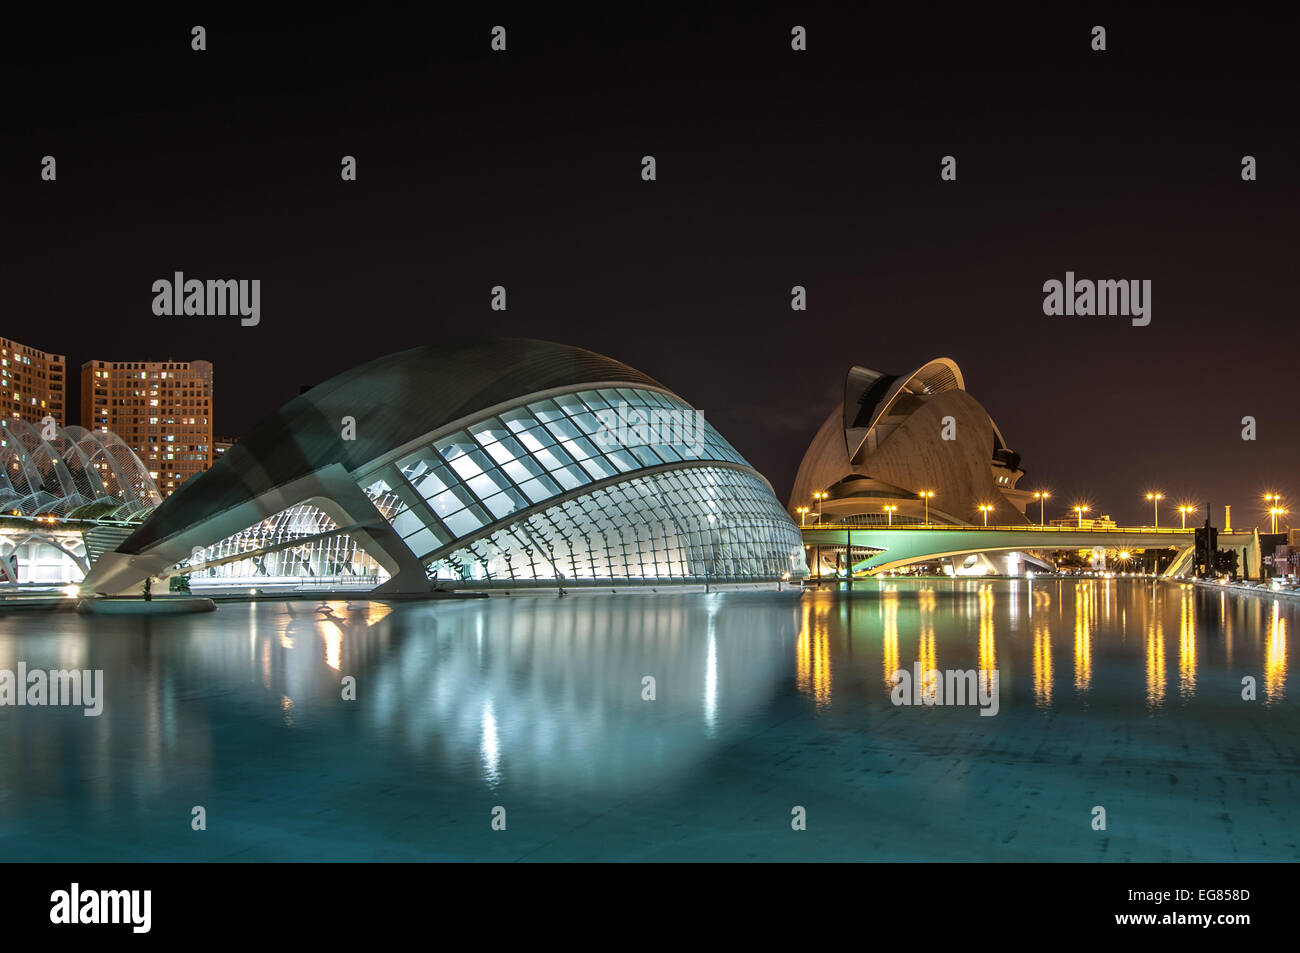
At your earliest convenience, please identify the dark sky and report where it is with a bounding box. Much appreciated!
[3,4,1296,529]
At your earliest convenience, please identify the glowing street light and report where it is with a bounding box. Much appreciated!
[1264,493,1284,533]
[978,504,993,526]
[1032,490,1050,527]
[796,505,809,527]
[918,490,935,525]
[812,491,826,524]
[1146,492,1164,528]
[1269,506,1287,534]
[1074,504,1090,528]
[884,504,897,526]
[1177,504,1196,529]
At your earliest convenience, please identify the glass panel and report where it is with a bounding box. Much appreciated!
[485,435,525,465]
[518,475,560,504]
[502,456,545,484]
[413,467,451,498]
[392,508,425,537]
[580,456,618,480]
[533,445,573,473]
[444,507,488,537]
[570,412,605,438]
[607,449,639,473]
[434,432,478,460]
[447,447,493,481]
[403,527,441,557]
[559,435,598,462]
[397,448,441,482]
[552,464,590,492]
[500,406,534,432]
[361,477,392,497]
[554,393,586,414]
[528,398,564,422]
[483,487,529,520]
[515,425,556,453]
[469,418,513,446]
[544,417,583,441]
[630,444,664,467]
[429,485,475,515]
[467,470,510,499]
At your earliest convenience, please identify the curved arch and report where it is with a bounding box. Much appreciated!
[47,426,108,501]
[0,532,90,574]
[0,420,160,518]
[0,417,86,515]
[847,357,965,462]
[70,426,160,512]
[0,418,49,506]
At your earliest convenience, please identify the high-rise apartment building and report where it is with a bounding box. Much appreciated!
[82,359,214,497]
[0,335,66,426]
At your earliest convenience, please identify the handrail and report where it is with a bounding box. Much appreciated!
[800,524,1195,533]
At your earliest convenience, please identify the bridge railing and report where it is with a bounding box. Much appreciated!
[800,523,1194,534]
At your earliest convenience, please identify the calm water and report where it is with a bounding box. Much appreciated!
[0,579,1295,861]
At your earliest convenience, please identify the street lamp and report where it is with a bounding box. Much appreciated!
[978,504,993,526]
[796,506,809,527]
[812,491,826,524]
[1269,506,1287,534]
[884,504,897,526]
[1177,504,1195,530]
[1033,490,1050,527]
[1146,492,1164,528]
[1074,505,1089,528]
[918,490,935,525]
[1265,493,1283,533]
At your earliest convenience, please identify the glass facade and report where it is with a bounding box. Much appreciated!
[184,502,387,589]
[357,387,804,584]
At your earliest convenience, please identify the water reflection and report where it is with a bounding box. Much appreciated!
[1033,617,1053,708]
[978,584,996,677]
[1179,587,1197,698]
[1074,582,1093,693]
[0,580,1293,851]
[797,595,832,709]
[1267,600,1287,703]
[1146,614,1166,710]
[369,594,796,792]
[881,587,899,689]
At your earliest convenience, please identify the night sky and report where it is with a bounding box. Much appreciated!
[4,4,1296,528]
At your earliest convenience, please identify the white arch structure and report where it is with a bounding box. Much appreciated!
[0,418,161,519]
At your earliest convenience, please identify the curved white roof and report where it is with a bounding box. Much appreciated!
[845,357,965,462]
[0,418,161,519]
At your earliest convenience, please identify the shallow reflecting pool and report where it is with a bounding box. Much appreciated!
[0,579,1294,860]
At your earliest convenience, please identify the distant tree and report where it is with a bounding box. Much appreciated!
[1055,551,1088,569]
[169,574,191,593]
[1214,549,1239,578]
[143,577,152,602]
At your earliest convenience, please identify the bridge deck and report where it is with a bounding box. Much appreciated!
[798,523,1194,575]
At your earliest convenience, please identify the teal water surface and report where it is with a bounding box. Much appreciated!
[0,579,1294,861]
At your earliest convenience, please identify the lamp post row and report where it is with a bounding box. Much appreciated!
[797,489,1287,531]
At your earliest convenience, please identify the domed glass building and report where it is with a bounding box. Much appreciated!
[83,340,806,594]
